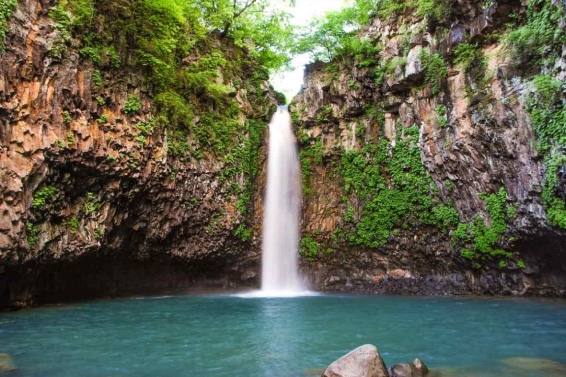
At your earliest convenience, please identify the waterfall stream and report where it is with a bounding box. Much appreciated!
[261,106,303,294]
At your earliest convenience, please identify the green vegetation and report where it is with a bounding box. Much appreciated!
[299,139,324,195]
[300,235,320,261]
[136,118,155,138]
[377,0,450,23]
[65,218,80,232]
[92,70,102,87]
[66,132,75,146]
[46,0,292,160]
[452,188,514,262]
[123,94,142,115]
[0,0,17,50]
[435,104,448,128]
[527,75,566,228]
[503,0,566,70]
[234,224,252,241]
[420,50,447,95]
[217,119,266,236]
[26,223,39,246]
[337,126,458,248]
[453,43,483,71]
[503,0,566,229]
[97,114,108,125]
[84,192,100,215]
[32,186,58,210]
[293,0,380,62]
[62,111,72,125]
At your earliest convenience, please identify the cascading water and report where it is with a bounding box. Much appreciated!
[261,106,303,294]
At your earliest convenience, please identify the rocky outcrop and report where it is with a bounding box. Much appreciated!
[322,344,388,377]
[293,0,566,296]
[0,0,274,308]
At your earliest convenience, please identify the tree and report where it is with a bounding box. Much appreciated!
[293,0,379,62]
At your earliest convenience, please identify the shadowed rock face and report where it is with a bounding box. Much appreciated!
[0,0,274,308]
[292,1,566,296]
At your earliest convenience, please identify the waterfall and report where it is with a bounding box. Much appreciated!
[261,106,303,293]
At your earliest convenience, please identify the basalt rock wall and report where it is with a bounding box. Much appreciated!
[0,0,273,308]
[293,0,566,296]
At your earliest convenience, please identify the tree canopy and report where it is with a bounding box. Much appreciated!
[293,0,380,62]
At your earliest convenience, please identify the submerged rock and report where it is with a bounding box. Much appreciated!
[502,357,566,375]
[0,354,16,373]
[322,344,388,377]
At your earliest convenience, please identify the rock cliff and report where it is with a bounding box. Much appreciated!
[1,0,565,309]
[0,0,276,308]
[293,0,566,296]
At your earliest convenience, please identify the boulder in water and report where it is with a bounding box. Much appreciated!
[0,354,16,373]
[413,359,429,375]
[389,359,429,377]
[321,344,388,377]
[389,363,416,377]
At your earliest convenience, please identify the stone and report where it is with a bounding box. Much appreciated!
[0,354,16,373]
[388,359,429,377]
[322,345,388,377]
[405,46,423,80]
[389,363,417,377]
[413,359,429,375]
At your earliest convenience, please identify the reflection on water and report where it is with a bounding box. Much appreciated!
[0,295,565,376]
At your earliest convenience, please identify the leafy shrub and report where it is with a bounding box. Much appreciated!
[300,235,319,261]
[26,223,39,246]
[503,0,566,69]
[123,94,142,114]
[234,224,252,241]
[84,192,100,215]
[452,188,514,261]
[65,218,80,232]
[453,43,482,71]
[32,186,58,210]
[420,50,447,95]
[436,104,448,127]
[0,0,17,50]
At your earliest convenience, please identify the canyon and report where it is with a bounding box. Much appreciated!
[0,0,565,309]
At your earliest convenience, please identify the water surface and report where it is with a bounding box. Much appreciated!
[1,294,566,376]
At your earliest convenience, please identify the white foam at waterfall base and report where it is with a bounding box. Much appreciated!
[258,106,307,296]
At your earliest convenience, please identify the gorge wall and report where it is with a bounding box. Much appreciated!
[293,0,566,296]
[0,0,277,308]
[1,0,565,309]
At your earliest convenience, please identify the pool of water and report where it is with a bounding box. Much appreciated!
[1,293,566,376]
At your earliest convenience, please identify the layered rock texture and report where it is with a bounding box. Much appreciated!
[0,0,276,308]
[1,0,565,309]
[293,0,566,296]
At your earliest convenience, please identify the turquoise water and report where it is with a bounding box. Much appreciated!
[1,294,566,376]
